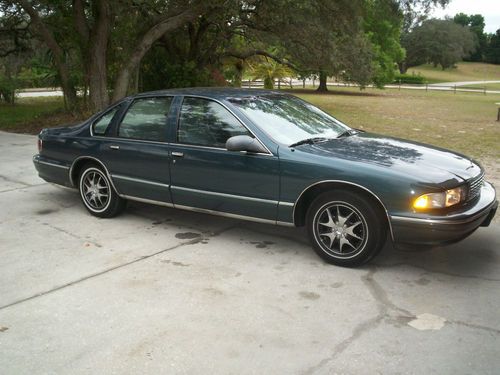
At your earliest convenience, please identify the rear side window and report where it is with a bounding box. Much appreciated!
[93,105,122,136]
[178,97,251,148]
[118,97,173,142]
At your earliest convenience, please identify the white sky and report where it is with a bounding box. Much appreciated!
[431,0,500,33]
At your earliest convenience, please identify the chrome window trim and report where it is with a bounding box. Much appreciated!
[90,101,125,137]
[115,96,174,142]
[171,185,280,205]
[168,142,271,156]
[292,180,395,242]
[89,96,175,141]
[168,143,227,151]
[90,135,169,146]
[112,174,170,188]
[176,95,274,156]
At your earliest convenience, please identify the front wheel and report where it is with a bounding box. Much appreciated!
[78,163,126,218]
[306,190,387,267]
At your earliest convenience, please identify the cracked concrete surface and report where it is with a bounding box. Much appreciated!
[0,131,499,374]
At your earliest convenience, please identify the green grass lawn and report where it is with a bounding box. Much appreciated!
[407,62,500,83]
[291,87,500,161]
[0,97,64,130]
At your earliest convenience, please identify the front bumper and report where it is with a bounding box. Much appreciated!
[390,181,497,246]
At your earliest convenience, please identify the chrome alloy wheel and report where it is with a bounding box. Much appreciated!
[80,168,110,212]
[313,202,368,258]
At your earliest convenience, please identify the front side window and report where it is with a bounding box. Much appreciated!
[93,105,122,136]
[229,95,350,145]
[118,97,173,141]
[178,97,251,148]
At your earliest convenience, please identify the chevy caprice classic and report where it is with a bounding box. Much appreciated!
[33,88,498,267]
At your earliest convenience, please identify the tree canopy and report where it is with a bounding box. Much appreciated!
[401,19,476,71]
[1,0,495,111]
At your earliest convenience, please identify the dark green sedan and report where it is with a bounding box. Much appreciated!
[33,88,498,267]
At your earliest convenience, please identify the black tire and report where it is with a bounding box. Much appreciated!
[78,163,126,218]
[306,190,387,267]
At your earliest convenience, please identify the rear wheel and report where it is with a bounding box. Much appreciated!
[78,163,126,218]
[306,190,386,267]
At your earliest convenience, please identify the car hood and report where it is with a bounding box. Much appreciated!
[299,132,482,186]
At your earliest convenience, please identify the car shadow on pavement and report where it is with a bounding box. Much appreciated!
[42,188,500,280]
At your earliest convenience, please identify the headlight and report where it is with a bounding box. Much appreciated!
[413,186,466,209]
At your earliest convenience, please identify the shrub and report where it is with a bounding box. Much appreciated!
[393,73,426,84]
[0,76,18,104]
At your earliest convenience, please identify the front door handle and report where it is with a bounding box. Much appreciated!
[109,145,120,150]
[171,152,184,157]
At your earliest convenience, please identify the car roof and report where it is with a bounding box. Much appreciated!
[132,87,287,100]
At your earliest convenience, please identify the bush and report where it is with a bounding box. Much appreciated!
[0,76,18,104]
[393,73,426,84]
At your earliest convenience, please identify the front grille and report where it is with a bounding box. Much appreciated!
[467,174,484,202]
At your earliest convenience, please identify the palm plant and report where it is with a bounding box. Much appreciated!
[248,57,295,89]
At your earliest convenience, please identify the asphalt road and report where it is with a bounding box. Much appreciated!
[0,131,499,374]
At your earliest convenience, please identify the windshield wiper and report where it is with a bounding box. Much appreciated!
[289,137,330,148]
[336,129,358,138]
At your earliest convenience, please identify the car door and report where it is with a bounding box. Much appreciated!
[169,96,280,221]
[98,96,174,204]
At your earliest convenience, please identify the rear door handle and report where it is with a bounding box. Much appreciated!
[171,152,184,157]
[109,145,120,150]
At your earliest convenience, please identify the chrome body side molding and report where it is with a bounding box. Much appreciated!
[170,185,279,205]
[112,174,170,188]
[119,194,174,208]
[33,156,70,170]
[121,194,294,226]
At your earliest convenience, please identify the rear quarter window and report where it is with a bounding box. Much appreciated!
[92,105,123,136]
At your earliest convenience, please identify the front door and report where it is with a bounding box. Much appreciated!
[169,96,280,221]
[99,96,174,204]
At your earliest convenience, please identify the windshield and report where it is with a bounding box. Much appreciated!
[228,95,350,146]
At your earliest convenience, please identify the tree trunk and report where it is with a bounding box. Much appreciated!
[18,0,78,111]
[233,61,243,87]
[88,50,109,111]
[60,77,78,111]
[264,76,274,89]
[112,8,200,102]
[317,71,328,92]
[87,1,110,111]
[398,61,407,74]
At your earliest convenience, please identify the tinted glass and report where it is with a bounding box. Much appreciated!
[118,97,173,141]
[229,95,350,145]
[178,97,251,148]
[93,105,121,136]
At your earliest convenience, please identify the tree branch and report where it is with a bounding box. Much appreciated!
[112,6,204,101]
[73,0,90,44]
[223,49,299,71]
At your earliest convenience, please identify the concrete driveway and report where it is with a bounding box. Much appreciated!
[0,131,499,374]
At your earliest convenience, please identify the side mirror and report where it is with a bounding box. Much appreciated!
[226,135,267,154]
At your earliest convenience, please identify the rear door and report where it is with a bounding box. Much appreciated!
[99,96,174,204]
[168,96,280,221]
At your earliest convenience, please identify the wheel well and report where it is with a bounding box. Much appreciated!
[293,182,389,228]
[70,157,103,187]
